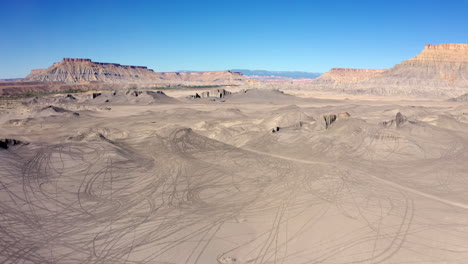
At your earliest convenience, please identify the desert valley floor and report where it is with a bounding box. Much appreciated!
[1,88,468,264]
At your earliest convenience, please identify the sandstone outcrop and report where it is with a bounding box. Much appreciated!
[395,112,407,128]
[62,58,92,62]
[424,44,468,51]
[25,58,157,83]
[214,89,231,98]
[23,58,247,85]
[383,112,408,128]
[322,114,337,129]
[188,89,231,99]
[306,43,468,98]
[312,68,388,84]
[337,112,351,118]
[356,43,468,96]
[317,112,351,130]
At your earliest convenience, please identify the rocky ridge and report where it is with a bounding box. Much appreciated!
[312,68,388,84]
[308,43,468,98]
[25,58,157,83]
[358,44,468,95]
[24,58,247,85]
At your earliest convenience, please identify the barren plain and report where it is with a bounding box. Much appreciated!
[2,87,468,264]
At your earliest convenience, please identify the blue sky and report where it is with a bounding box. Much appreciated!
[1,0,467,78]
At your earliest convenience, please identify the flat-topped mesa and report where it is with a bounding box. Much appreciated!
[23,58,246,84]
[425,43,468,50]
[62,58,92,62]
[356,43,468,94]
[93,62,152,71]
[302,43,467,97]
[312,68,388,84]
[25,58,159,83]
[60,58,153,71]
[402,43,468,64]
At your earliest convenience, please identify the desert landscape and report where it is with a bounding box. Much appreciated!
[2,0,468,262]
[1,41,468,263]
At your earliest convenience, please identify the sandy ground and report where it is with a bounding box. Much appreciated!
[1,89,468,263]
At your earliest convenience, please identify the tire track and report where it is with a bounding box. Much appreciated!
[242,147,468,210]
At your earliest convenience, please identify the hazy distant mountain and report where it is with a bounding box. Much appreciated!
[230,69,321,79]
[0,78,22,82]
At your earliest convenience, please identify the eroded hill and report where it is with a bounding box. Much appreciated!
[24,58,247,84]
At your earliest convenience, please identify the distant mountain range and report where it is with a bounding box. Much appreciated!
[177,69,322,79]
[230,69,322,79]
[0,78,23,82]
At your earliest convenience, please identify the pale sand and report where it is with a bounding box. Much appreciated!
[1,89,468,263]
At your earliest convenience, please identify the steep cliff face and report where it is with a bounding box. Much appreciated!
[312,68,388,84]
[362,43,468,91]
[25,58,158,83]
[24,58,247,84]
[308,44,468,98]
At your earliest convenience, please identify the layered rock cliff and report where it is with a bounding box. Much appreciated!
[24,58,247,84]
[25,58,158,83]
[312,68,388,84]
[308,43,468,98]
[357,43,468,96]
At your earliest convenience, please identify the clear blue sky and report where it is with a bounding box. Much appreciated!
[1,0,467,78]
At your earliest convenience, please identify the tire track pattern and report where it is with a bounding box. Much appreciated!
[1,129,468,263]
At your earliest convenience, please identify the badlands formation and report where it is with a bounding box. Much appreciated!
[1,43,468,263]
[25,58,247,84]
[2,43,467,98]
[257,43,468,98]
[0,59,247,96]
[311,68,388,84]
[25,58,159,83]
[356,43,468,96]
